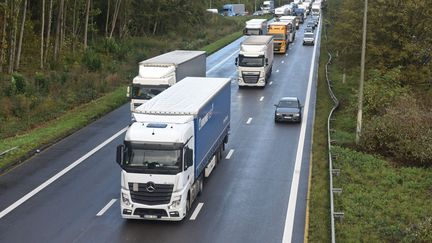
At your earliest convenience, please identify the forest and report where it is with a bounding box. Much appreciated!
[0,0,263,141]
[325,0,432,166]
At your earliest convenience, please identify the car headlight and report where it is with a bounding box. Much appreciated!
[122,192,131,206]
[168,196,182,209]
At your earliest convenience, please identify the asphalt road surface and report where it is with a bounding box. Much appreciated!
[0,17,321,243]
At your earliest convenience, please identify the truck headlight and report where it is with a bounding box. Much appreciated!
[122,192,131,206]
[294,113,300,117]
[168,196,182,210]
[276,113,281,116]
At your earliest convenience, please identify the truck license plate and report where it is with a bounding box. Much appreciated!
[143,215,157,219]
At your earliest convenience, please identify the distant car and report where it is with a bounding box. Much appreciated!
[304,26,314,33]
[303,32,315,45]
[307,21,315,30]
[274,97,303,123]
[311,16,319,26]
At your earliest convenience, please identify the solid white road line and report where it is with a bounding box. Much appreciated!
[260,96,264,102]
[282,20,322,243]
[96,199,117,216]
[206,50,239,74]
[0,127,128,220]
[225,149,235,159]
[246,117,253,124]
[189,202,204,220]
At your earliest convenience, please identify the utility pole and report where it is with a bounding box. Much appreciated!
[356,0,368,144]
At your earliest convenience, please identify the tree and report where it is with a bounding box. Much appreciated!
[54,0,64,61]
[109,0,121,39]
[15,0,27,70]
[83,0,90,49]
[40,0,45,69]
[0,0,8,72]
[44,0,53,64]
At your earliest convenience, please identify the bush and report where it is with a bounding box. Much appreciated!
[82,49,102,71]
[360,95,432,166]
[34,72,48,93]
[11,72,26,94]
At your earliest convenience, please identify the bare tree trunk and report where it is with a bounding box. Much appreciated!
[8,0,19,74]
[109,0,122,39]
[105,0,110,37]
[40,0,45,69]
[60,0,67,52]
[15,0,27,70]
[54,0,64,61]
[83,0,90,49]
[44,0,53,64]
[0,0,8,72]
[72,0,77,52]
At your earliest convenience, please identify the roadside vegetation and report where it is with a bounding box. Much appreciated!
[309,0,432,242]
[0,1,259,171]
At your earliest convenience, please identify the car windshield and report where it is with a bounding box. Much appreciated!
[304,33,314,38]
[239,55,264,67]
[122,142,182,174]
[278,100,298,108]
[131,85,166,100]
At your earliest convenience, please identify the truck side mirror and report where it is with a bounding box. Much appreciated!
[235,57,238,66]
[184,148,193,169]
[116,145,124,165]
[126,86,131,98]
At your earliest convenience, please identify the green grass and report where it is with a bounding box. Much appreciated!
[0,27,246,172]
[200,31,243,55]
[308,1,432,240]
[308,35,333,243]
[0,86,127,172]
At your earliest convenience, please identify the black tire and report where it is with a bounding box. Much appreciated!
[199,178,203,195]
[186,194,191,216]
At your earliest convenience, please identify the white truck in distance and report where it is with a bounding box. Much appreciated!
[129,50,206,112]
[312,2,321,16]
[117,77,231,221]
[261,0,274,14]
[244,19,268,35]
[236,35,274,87]
[279,16,297,43]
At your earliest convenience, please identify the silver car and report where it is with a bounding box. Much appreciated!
[274,97,303,123]
[303,32,315,45]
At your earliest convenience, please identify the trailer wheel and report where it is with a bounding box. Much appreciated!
[198,178,203,196]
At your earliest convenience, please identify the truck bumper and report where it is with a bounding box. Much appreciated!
[238,77,266,87]
[120,189,187,221]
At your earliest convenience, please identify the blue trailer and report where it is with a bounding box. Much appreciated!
[116,77,231,220]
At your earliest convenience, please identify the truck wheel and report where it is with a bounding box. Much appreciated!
[198,178,203,196]
[186,194,191,216]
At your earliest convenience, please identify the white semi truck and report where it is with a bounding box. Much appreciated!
[116,77,231,221]
[261,0,274,14]
[279,16,297,43]
[236,35,274,87]
[128,50,206,112]
[244,19,268,35]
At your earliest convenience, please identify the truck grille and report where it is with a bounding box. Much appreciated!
[242,73,260,83]
[128,182,173,205]
[274,42,282,51]
[134,208,168,217]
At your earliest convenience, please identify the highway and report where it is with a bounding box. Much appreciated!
[0,17,321,243]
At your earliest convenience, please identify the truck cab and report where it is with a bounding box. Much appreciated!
[236,35,274,87]
[268,22,289,53]
[244,19,268,35]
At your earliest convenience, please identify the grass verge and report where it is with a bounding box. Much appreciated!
[0,30,245,172]
[0,86,127,172]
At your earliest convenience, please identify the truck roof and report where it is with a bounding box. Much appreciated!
[246,18,267,24]
[241,35,273,45]
[269,21,289,26]
[139,50,206,66]
[135,77,230,116]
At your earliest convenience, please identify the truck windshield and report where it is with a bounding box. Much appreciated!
[245,29,261,35]
[304,33,314,38]
[239,55,264,67]
[270,33,285,41]
[122,142,182,174]
[131,85,166,100]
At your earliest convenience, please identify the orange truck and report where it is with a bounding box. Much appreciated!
[267,22,289,54]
